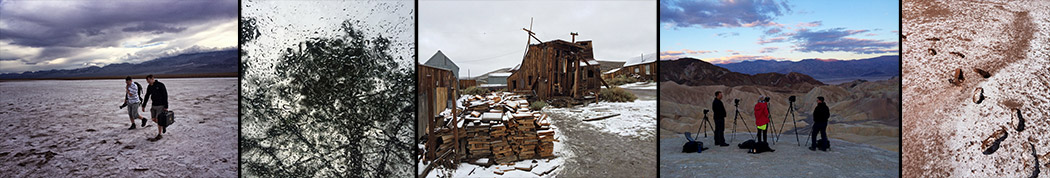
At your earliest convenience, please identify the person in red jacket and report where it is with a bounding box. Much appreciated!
[754,96,770,143]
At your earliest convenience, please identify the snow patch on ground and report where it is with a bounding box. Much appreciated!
[546,99,656,139]
[617,81,657,90]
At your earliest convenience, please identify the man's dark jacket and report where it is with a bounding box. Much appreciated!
[814,102,830,123]
[142,81,168,108]
[713,99,726,119]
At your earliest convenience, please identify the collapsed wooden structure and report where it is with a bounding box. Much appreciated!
[507,30,610,102]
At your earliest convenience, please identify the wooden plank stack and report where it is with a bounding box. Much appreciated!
[490,123,517,163]
[536,114,556,158]
[429,92,559,165]
[509,112,538,159]
[466,120,492,159]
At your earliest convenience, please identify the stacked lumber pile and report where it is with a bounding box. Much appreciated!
[537,116,555,158]
[432,92,559,165]
[507,112,538,159]
[490,123,516,163]
[465,121,491,159]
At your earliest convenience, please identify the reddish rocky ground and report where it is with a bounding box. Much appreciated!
[903,0,1050,177]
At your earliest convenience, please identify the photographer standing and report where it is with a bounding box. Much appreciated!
[810,96,830,151]
[754,96,770,143]
[712,91,729,146]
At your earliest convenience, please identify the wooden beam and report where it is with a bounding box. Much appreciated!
[579,59,611,89]
[522,28,542,44]
[584,114,620,121]
[572,55,580,98]
[450,73,462,162]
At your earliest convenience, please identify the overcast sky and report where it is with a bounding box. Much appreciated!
[0,0,237,74]
[420,0,656,78]
[660,0,899,63]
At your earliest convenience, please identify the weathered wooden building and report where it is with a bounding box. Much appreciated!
[458,79,477,89]
[507,36,608,100]
[603,59,656,81]
[417,64,461,161]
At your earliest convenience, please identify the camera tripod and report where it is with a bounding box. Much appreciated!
[775,99,802,146]
[730,102,755,143]
[693,110,713,140]
[765,107,776,145]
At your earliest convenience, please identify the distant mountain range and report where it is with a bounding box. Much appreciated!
[660,57,825,92]
[0,50,237,79]
[715,55,899,82]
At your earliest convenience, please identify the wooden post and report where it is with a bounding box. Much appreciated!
[424,69,436,161]
[572,55,580,98]
[450,73,462,162]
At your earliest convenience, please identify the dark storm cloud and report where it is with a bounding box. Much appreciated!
[121,22,188,34]
[788,28,897,54]
[0,1,235,48]
[0,0,237,73]
[661,0,790,28]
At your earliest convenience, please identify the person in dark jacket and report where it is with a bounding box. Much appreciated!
[712,91,728,146]
[141,74,169,141]
[810,96,830,151]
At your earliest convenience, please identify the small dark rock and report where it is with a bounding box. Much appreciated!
[1015,109,1025,132]
[974,68,992,78]
[85,129,96,132]
[950,68,965,85]
[929,48,938,55]
[981,127,1008,155]
[973,87,984,104]
[123,145,135,150]
[1030,143,1039,178]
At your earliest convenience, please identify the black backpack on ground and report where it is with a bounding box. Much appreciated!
[682,132,709,153]
[817,138,830,151]
[682,141,701,153]
[738,139,756,149]
[748,141,775,154]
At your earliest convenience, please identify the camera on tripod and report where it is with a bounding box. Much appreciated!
[695,108,714,138]
[788,96,796,102]
[733,98,740,107]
